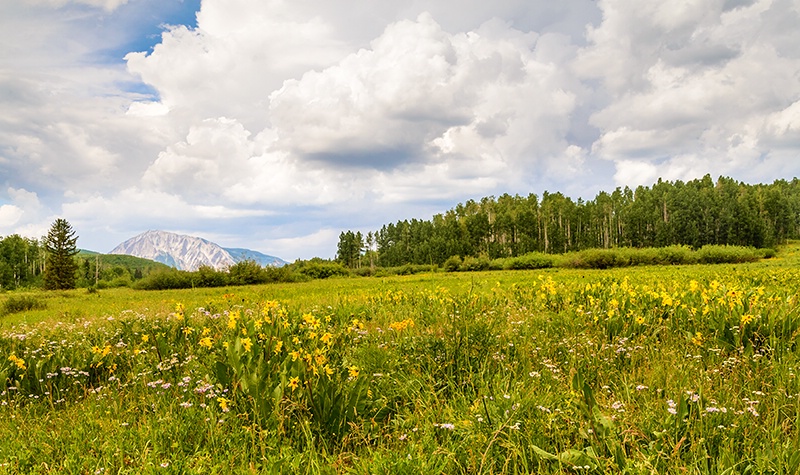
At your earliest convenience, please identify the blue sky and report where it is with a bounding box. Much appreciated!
[2,0,800,261]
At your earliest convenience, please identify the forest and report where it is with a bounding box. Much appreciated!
[338,175,800,267]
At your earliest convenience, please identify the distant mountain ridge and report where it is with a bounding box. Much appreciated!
[109,230,287,271]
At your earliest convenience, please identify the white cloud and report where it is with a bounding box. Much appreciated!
[269,14,583,187]
[579,0,800,185]
[0,205,24,229]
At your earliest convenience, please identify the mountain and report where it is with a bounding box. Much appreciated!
[109,230,287,271]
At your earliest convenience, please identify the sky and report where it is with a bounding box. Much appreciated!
[1,0,800,261]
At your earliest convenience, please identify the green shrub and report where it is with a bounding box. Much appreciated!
[504,252,555,270]
[460,255,490,272]
[297,262,350,279]
[1,295,46,316]
[133,269,193,290]
[656,245,697,265]
[443,256,462,272]
[195,265,230,287]
[561,249,628,269]
[228,260,267,285]
[697,245,761,264]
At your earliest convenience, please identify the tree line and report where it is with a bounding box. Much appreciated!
[337,175,800,268]
[1,219,166,291]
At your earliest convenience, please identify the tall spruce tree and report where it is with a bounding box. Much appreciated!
[44,218,79,290]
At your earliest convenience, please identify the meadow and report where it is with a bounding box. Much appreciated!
[1,244,800,474]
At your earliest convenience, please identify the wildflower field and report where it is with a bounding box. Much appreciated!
[2,245,800,474]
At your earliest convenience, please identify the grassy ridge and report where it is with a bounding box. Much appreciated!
[1,245,800,473]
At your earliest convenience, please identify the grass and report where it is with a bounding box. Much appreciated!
[2,244,800,473]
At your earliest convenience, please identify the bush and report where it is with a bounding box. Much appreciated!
[504,252,555,270]
[1,295,46,316]
[262,266,302,283]
[296,261,350,279]
[460,255,490,272]
[133,270,193,290]
[560,249,627,269]
[196,265,230,287]
[443,256,462,272]
[656,245,697,265]
[697,245,761,264]
[228,261,267,286]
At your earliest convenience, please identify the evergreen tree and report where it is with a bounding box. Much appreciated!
[44,218,79,290]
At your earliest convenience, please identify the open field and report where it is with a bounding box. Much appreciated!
[2,244,800,474]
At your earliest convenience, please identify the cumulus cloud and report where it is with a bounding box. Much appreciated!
[269,13,585,188]
[578,0,800,185]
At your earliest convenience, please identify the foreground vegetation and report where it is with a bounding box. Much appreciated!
[1,243,800,473]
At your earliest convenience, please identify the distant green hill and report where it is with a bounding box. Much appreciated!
[78,250,171,271]
[76,251,172,288]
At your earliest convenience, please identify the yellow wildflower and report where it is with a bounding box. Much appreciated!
[227,311,240,330]
[201,327,211,336]
[199,337,213,349]
[182,327,194,336]
[273,340,283,355]
[691,332,704,346]
[8,354,26,371]
[740,313,755,327]
[290,350,301,361]
[241,337,253,353]
[320,332,333,345]
[288,376,300,392]
[141,334,149,343]
[324,364,334,376]
[635,315,645,325]
[348,365,360,379]
[217,397,230,412]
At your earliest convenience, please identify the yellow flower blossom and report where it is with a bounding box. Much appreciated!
[201,327,211,336]
[199,337,213,349]
[8,354,26,371]
[217,397,230,412]
[348,365,360,379]
[320,332,333,345]
[691,332,704,346]
[227,311,240,330]
[141,334,149,343]
[290,350,301,362]
[273,340,283,355]
[241,337,253,353]
[288,376,300,392]
[740,313,755,327]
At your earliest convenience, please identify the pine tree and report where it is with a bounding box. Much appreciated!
[44,218,79,290]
